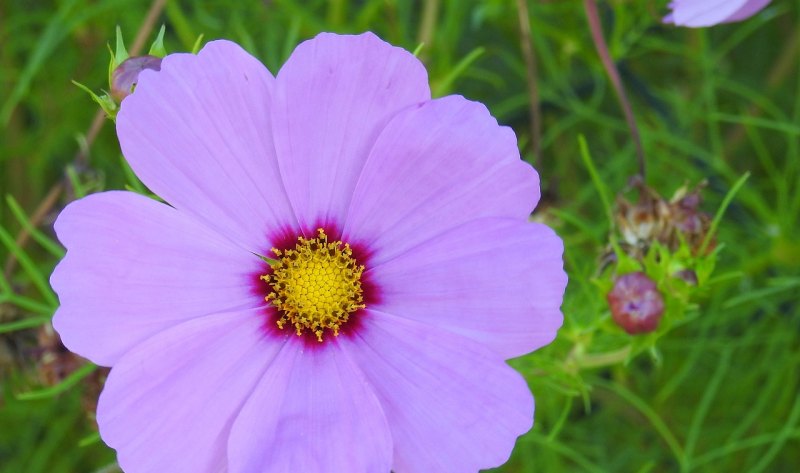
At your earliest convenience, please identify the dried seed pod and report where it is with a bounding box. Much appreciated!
[612,180,713,260]
[668,185,713,253]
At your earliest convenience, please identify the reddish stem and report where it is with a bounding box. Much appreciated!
[583,0,646,178]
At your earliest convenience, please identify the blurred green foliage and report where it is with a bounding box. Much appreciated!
[1,0,798,472]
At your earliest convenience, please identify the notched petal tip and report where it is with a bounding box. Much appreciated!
[302,31,428,78]
[346,314,534,472]
[271,30,432,227]
[413,94,542,210]
[114,34,292,254]
[47,191,265,367]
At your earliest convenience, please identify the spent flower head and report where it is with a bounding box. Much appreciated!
[600,178,721,341]
[615,180,713,260]
[51,32,567,472]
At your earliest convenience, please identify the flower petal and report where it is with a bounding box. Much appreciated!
[344,312,534,473]
[117,40,295,253]
[370,218,565,359]
[96,309,282,473]
[343,95,539,265]
[51,191,263,366]
[726,0,771,22]
[227,341,392,473]
[666,0,754,26]
[271,32,430,228]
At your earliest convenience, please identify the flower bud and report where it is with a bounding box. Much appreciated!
[607,272,665,334]
[111,55,162,102]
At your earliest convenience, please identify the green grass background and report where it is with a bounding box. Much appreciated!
[1,0,798,471]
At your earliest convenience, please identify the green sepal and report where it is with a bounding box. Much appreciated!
[107,26,130,88]
[191,33,205,54]
[149,25,167,57]
[114,25,129,67]
[71,80,118,120]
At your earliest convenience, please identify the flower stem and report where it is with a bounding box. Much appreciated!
[573,345,632,369]
[583,0,646,179]
[515,0,543,168]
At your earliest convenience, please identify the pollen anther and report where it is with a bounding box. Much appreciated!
[261,229,365,341]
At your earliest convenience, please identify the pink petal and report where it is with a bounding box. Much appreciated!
[117,40,295,253]
[665,0,764,26]
[343,312,534,473]
[51,191,264,366]
[227,341,392,472]
[665,0,739,25]
[726,0,771,22]
[370,218,565,359]
[96,309,283,472]
[343,95,539,265]
[271,32,430,228]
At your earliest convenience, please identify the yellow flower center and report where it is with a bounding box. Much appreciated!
[261,228,365,342]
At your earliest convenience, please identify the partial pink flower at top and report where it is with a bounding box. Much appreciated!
[49,32,567,472]
[664,0,772,27]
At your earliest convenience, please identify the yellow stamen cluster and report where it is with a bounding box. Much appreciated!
[262,229,365,342]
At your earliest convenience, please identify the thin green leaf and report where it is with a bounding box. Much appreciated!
[699,172,750,255]
[0,316,50,334]
[578,135,615,228]
[432,47,484,97]
[17,363,97,401]
[5,195,64,258]
[0,224,58,307]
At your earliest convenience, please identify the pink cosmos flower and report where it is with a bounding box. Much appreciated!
[50,32,566,472]
[664,0,772,27]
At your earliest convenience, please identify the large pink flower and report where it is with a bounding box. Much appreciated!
[664,0,771,27]
[50,32,566,472]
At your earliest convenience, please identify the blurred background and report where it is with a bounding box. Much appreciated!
[1,0,798,471]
